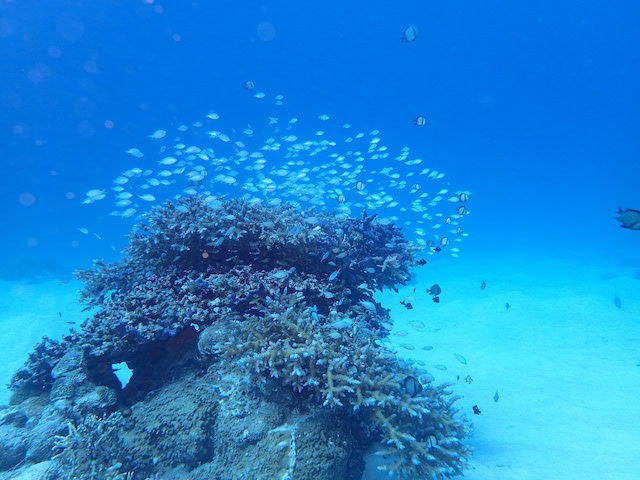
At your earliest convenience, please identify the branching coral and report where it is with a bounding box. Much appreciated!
[8,196,469,479]
[198,287,470,479]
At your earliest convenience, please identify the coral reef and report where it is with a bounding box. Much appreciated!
[1,196,469,479]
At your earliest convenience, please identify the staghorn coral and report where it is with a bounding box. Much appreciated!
[5,196,469,480]
[51,413,133,480]
[198,288,470,479]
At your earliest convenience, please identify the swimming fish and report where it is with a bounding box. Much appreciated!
[454,353,467,365]
[401,25,419,42]
[414,116,427,126]
[427,284,442,296]
[403,375,423,397]
[400,300,413,310]
[243,80,255,90]
[505,302,510,311]
[480,280,486,290]
[493,390,500,403]
[614,295,622,309]
[616,208,640,230]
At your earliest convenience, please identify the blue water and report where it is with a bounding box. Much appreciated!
[2,0,638,273]
[1,2,639,478]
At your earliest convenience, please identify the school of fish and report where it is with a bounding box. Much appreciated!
[81,90,471,258]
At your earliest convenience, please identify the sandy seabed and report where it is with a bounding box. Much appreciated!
[1,253,638,480]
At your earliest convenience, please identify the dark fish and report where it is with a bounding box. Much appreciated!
[66,321,76,325]
[433,296,440,303]
[58,312,62,317]
[614,295,622,309]
[464,375,473,384]
[494,390,500,403]
[416,259,427,266]
[403,375,423,397]
[616,208,640,230]
[427,284,442,296]
[401,25,419,42]
[472,405,481,415]
[480,280,486,290]
[505,302,510,311]
[400,300,413,310]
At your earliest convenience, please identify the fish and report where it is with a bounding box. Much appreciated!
[505,302,510,311]
[126,148,144,158]
[414,116,427,126]
[480,280,486,290]
[614,295,622,309]
[400,300,413,310]
[401,25,419,42]
[427,284,442,296]
[83,90,472,259]
[616,208,640,230]
[473,405,481,415]
[493,390,500,403]
[454,353,467,365]
[148,129,166,139]
[403,376,423,397]
[421,345,433,351]
[327,317,353,329]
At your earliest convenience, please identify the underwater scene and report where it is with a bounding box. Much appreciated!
[0,1,638,479]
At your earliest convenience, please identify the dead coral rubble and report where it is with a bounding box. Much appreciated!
[1,197,470,480]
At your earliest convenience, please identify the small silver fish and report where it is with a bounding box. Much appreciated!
[454,353,467,365]
[401,25,419,42]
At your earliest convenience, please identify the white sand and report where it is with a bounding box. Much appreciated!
[367,254,640,480]
[0,279,85,406]
[1,255,638,479]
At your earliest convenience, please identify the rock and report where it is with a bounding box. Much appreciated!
[0,425,27,471]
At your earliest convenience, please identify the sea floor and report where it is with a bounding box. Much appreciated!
[1,253,638,480]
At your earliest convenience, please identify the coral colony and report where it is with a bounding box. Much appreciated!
[1,196,470,479]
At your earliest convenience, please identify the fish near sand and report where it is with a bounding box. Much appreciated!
[616,208,640,230]
[614,295,622,309]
